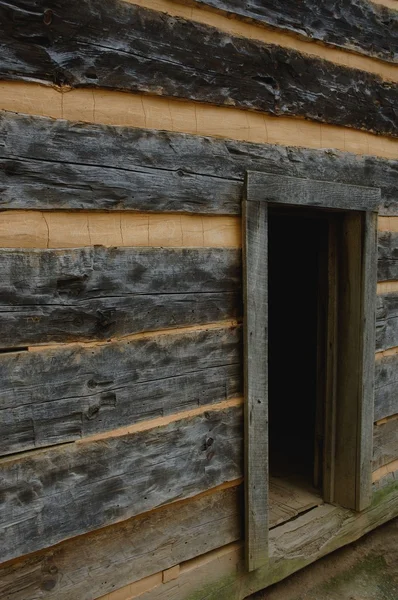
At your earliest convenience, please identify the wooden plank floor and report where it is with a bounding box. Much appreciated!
[269,476,323,529]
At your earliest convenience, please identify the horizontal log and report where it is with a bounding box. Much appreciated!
[0,485,242,600]
[378,231,398,281]
[375,350,398,420]
[0,2,397,136]
[0,402,243,563]
[373,418,398,470]
[2,112,398,215]
[0,246,241,346]
[0,325,242,455]
[185,0,398,64]
[130,0,398,83]
[376,293,398,351]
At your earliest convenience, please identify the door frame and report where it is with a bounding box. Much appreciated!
[243,172,380,571]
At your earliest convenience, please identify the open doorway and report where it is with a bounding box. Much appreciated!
[268,207,329,527]
[243,172,378,571]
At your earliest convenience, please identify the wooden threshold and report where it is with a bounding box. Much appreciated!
[269,476,323,529]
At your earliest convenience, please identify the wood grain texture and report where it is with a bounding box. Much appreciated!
[375,351,398,420]
[0,246,241,347]
[376,293,398,351]
[373,418,398,470]
[378,231,398,280]
[0,325,242,455]
[269,478,322,529]
[247,172,380,211]
[0,403,243,563]
[243,199,268,570]
[0,2,397,136]
[182,0,398,64]
[2,112,398,215]
[0,485,241,600]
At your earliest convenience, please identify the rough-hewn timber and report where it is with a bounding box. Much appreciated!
[185,0,398,64]
[373,418,398,470]
[378,231,398,281]
[0,485,241,600]
[375,352,398,420]
[2,112,398,215]
[376,293,398,351]
[0,2,397,136]
[0,246,241,346]
[0,403,243,563]
[0,325,242,455]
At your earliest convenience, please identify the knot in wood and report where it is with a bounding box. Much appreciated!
[43,9,53,26]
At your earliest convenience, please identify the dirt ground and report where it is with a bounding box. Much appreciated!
[247,517,398,600]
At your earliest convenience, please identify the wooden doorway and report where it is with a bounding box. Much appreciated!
[243,172,379,571]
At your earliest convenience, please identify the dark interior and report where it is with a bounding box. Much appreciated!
[268,207,329,487]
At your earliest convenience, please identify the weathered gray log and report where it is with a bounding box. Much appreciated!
[378,231,398,281]
[0,403,243,563]
[0,246,241,346]
[376,293,398,352]
[0,2,397,136]
[3,112,398,215]
[0,156,239,214]
[0,325,242,455]
[375,352,398,421]
[373,419,398,470]
[186,0,398,64]
[0,485,242,600]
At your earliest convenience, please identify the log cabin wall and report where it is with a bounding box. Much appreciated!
[0,0,398,599]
